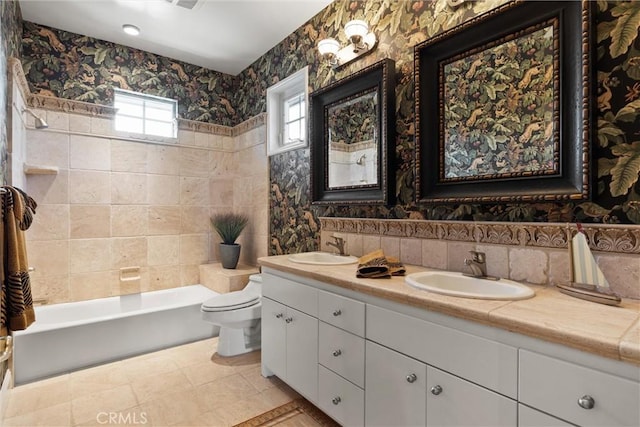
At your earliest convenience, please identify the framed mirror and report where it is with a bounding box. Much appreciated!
[414,1,593,204]
[310,58,395,205]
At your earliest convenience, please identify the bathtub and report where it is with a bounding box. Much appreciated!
[13,285,219,385]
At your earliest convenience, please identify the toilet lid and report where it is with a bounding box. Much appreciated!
[202,292,260,312]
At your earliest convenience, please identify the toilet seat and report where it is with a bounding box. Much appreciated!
[202,292,260,312]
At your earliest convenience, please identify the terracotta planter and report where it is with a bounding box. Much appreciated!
[219,243,241,269]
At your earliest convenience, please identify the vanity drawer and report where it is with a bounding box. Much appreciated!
[519,350,640,427]
[319,322,365,387]
[367,304,517,398]
[262,273,317,317]
[318,290,365,337]
[318,365,364,427]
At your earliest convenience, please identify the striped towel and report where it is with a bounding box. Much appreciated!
[356,249,406,279]
[1,186,37,333]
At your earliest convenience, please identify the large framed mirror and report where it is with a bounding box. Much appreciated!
[310,58,395,205]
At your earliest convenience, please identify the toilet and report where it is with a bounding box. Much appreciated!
[201,274,262,357]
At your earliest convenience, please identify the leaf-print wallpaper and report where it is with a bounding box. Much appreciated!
[12,0,640,256]
[21,22,239,126]
[0,0,23,184]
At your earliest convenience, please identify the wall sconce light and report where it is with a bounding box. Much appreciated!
[318,19,377,68]
[22,108,49,129]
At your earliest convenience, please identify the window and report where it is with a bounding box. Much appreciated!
[266,66,308,156]
[113,89,177,138]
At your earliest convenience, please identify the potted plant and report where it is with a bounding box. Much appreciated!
[210,212,249,269]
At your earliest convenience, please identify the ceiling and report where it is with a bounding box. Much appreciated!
[19,0,333,76]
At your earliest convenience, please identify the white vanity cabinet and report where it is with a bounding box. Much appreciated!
[261,275,318,402]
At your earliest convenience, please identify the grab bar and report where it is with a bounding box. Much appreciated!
[0,336,12,363]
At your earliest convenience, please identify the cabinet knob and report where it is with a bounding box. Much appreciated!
[285,317,293,323]
[577,395,595,410]
[332,397,341,405]
[332,349,342,357]
[333,309,342,316]
[406,373,417,383]
[430,385,443,395]
[275,313,283,319]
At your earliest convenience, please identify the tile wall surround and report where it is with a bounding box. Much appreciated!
[320,218,640,300]
[9,58,268,305]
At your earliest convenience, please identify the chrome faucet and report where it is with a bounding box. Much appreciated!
[326,236,347,256]
[464,251,488,278]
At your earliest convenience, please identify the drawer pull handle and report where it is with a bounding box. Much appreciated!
[285,317,293,323]
[332,349,342,357]
[431,385,443,395]
[332,397,341,405]
[333,309,342,316]
[275,313,283,319]
[578,395,595,410]
[406,373,417,383]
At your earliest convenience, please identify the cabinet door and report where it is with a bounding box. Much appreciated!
[365,341,427,427]
[261,297,286,379]
[427,366,517,427]
[286,306,318,402]
[518,404,573,427]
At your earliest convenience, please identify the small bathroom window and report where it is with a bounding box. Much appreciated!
[266,66,308,156]
[113,89,178,138]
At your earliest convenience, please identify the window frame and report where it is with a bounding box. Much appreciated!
[113,88,178,139]
[266,66,309,156]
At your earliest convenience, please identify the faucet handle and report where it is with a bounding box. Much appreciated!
[469,251,485,263]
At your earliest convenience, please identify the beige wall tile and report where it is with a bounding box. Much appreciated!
[69,135,111,171]
[178,129,195,146]
[45,110,69,131]
[147,265,181,291]
[29,274,69,305]
[180,234,210,265]
[147,235,179,266]
[381,236,400,259]
[236,143,267,177]
[90,117,115,136]
[26,129,69,168]
[70,238,111,274]
[69,271,116,302]
[69,114,91,133]
[422,239,448,270]
[210,151,235,177]
[344,233,363,257]
[111,172,147,204]
[27,204,69,241]
[548,249,571,285]
[476,244,509,279]
[111,237,148,269]
[448,242,476,273]
[148,174,180,205]
[210,134,223,150]
[27,240,70,277]
[180,147,210,177]
[509,248,548,285]
[148,206,181,235]
[112,205,148,237]
[180,177,209,206]
[596,253,640,299]
[181,206,211,234]
[70,205,110,239]
[181,265,200,286]
[400,238,422,265]
[148,144,180,175]
[26,170,69,204]
[362,235,382,255]
[69,170,110,204]
[111,140,147,173]
[209,178,234,207]
[233,176,254,208]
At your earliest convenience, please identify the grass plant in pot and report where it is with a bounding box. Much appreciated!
[211,212,249,269]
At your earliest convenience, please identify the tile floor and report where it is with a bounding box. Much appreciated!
[3,338,302,426]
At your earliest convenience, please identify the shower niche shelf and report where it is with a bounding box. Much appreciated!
[23,164,59,175]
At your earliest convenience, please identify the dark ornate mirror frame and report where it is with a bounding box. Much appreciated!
[414,0,594,204]
[310,58,396,205]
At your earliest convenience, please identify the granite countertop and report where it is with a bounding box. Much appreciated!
[258,255,640,366]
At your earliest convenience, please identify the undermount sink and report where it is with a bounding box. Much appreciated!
[288,251,358,265]
[405,271,535,300]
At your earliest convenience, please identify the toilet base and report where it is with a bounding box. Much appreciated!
[217,320,261,357]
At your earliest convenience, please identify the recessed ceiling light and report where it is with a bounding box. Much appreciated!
[122,24,140,36]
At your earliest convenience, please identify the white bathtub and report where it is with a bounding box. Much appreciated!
[13,285,219,385]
